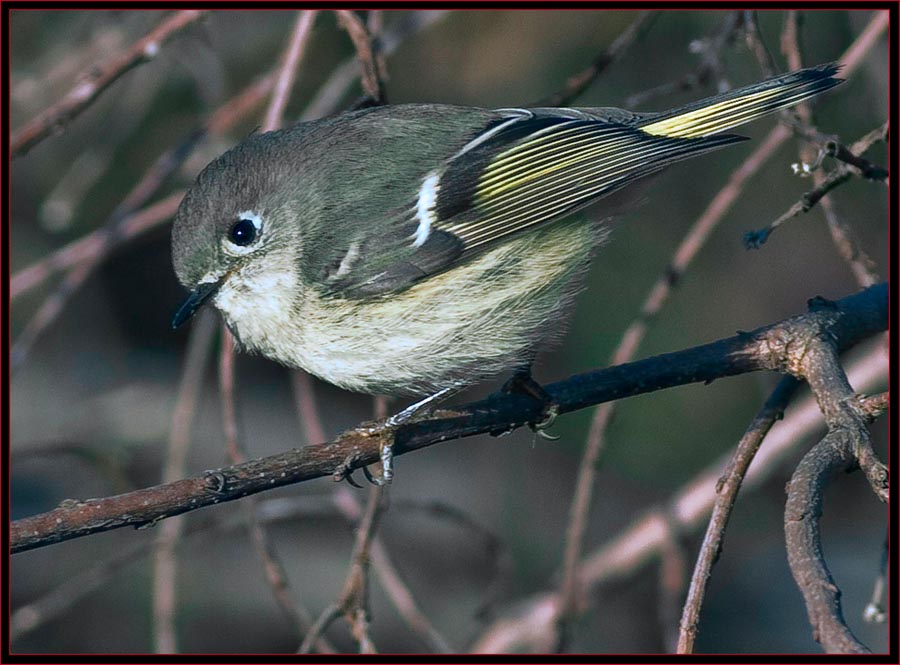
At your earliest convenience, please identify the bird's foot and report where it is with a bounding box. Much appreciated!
[501,370,561,440]
[350,387,457,486]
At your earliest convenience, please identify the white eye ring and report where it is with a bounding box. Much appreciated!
[223,210,263,255]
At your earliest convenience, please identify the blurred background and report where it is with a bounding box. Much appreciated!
[10,9,889,654]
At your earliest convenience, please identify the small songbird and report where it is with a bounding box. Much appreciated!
[172,63,841,481]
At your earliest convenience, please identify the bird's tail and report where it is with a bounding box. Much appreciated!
[639,63,842,139]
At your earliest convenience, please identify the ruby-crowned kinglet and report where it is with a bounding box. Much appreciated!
[172,64,841,400]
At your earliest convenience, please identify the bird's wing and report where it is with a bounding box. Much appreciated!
[321,108,743,298]
[323,62,841,297]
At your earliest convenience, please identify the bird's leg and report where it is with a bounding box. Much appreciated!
[501,368,561,440]
[385,386,456,427]
[359,386,457,486]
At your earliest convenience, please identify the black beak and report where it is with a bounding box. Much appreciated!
[172,280,221,329]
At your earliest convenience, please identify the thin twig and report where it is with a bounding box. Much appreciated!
[290,365,451,651]
[301,486,385,653]
[332,492,455,653]
[322,394,392,653]
[335,10,388,104]
[779,11,881,290]
[220,331,330,652]
[11,10,206,157]
[302,10,447,120]
[532,11,657,107]
[289,299,446,651]
[298,604,342,654]
[676,376,800,653]
[743,123,889,249]
[262,11,318,132]
[152,309,218,653]
[862,532,888,624]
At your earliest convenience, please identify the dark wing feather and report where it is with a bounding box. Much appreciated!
[435,115,745,252]
[326,110,745,299]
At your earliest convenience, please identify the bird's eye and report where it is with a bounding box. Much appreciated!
[229,218,257,246]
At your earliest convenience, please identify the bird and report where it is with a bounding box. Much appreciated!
[172,63,842,482]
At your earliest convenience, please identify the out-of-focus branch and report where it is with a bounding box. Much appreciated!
[10,190,185,371]
[532,11,657,107]
[10,283,887,553]
[624,11,742,108]
[152,308,218,653]
[263,11,318,132]
[11,10,206,157]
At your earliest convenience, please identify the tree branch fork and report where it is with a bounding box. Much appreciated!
[10,283,887,554]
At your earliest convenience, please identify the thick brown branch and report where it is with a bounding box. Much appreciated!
[9,283,886,554]
[784,430,873,654]
[782,293,888,653]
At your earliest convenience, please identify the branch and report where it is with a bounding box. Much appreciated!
[335,10,388,105]
[785,434,874,653]
[743,123,889,249]
[779,12,881,289]
[11,10,206,157]
[262,10,318,132]
[624,12,742,108]
[10,283,886,554]
[152,309,217,653]
[532,11,657,107]
[783,296,888,653]
[676,376,800,653]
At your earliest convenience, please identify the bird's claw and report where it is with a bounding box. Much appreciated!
[530,403,560,440]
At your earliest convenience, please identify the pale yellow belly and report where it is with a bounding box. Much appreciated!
[223,220,601,395]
